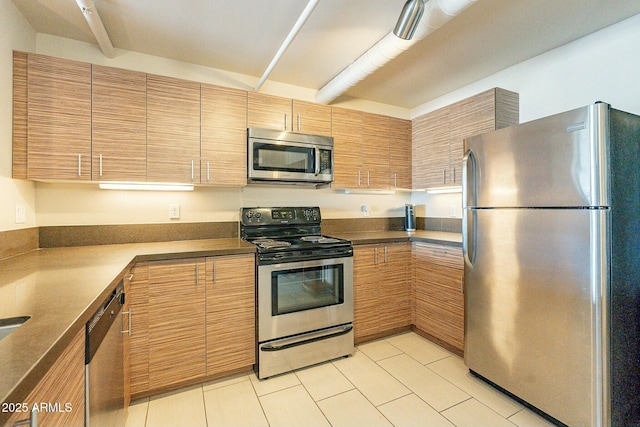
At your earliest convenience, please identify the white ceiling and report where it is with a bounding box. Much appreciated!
[11,0,640,109]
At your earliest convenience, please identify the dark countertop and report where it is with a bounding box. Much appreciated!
[0,238,255,408]
[331,229,462,247]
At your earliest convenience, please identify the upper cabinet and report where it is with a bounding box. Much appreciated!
[146,74,202,184]
[201,84,247,186]
[331,107,411,190]
[389,117,412,190]
[247,92,332,136]
[13,53,92,180]
[412,88,519,189]
[92,65,147,181]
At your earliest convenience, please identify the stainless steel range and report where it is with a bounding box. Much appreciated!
[240,207,354,379]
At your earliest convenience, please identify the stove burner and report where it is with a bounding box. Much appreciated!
[253,239,292,249]
[300,236,341,244]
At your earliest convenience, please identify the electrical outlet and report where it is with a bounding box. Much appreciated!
[169,204,180,219]
[15,205,26,224]
[450,204,457,218]
[361,205,370,217]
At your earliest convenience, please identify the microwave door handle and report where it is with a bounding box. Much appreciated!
[314,146,320,176]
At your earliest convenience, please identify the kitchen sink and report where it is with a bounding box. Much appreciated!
[0,316,30,341]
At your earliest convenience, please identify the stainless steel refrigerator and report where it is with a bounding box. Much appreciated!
[462,102,640,427]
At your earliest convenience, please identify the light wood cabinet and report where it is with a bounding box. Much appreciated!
[127,262,149,399]
[92,65,147,181]
[148,258,207,391]
[1,328,85,427]
[331,107,363,188]
[353,242,411,343]
[361,112,390,189]
[332,108,411,190]
[412,88,519,189]
[201,84,248,186]
[248,92,292,131]
[22,53,92,181]
[413,242,464,355]
[389,117,412,189]
[128,255,255,398]
[292,99,332,136]
[247,92,332,136]
[205,254,255,376]
[147,74,201,183]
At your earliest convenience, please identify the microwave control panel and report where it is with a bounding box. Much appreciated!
[241,207,321,225]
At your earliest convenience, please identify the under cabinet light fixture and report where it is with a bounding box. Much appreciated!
[426,186,462,194]
[98,182,194,191]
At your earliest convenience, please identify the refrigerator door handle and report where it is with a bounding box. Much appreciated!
[462,149,476,209]
[462,149,477,266]
[463,208,476,267]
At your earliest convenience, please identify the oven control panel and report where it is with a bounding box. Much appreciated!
[241,207,321,225]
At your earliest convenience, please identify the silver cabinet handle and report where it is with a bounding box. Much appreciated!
[121,309,132,336]
[393,173,397,188]
[78,154,82,176]
[213,260,217,283]
[99,154,103,177]
[442,168,446,184]
[284,112,288,130]
[374,247,378,265]
[451,168,456,183]
[195,264,199,286]
[127,274,134,281]
[384,246,388,263]
[12,406,37,427]
[206,161,211,182]
[297,113,301,131]
[191,160,195,181]
[367,171,370,187]
[357,170,361,187]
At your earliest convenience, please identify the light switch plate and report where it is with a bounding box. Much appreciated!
[169,204,180,219]
[15,205,26,224]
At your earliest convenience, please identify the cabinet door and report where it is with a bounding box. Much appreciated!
[413,242,464,353]
[92,65,147,181]
[201,84,247,186]
[127,262,149,399]
[147,74,201,183]
[389,118,412,189]
[353,245,381,342]
[2,328,85,427]
[148,258,206,390]
[379,243,411,333]
[12,51,28,179]
[412,106,450,188]
[292,100,332,136]
[361,112,390,189]
[247,92,292,131]
[331,107,362,188]
[27,54,91,180]
[206,254,255,376]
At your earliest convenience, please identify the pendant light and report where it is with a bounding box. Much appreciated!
[393,0,426,40]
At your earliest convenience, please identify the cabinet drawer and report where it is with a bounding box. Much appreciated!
[413,242,462,270]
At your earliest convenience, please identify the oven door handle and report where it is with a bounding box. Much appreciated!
[261,324,353,352]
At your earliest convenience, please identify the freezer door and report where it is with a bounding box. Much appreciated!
[464,208,608,427]
[463,103,609,208]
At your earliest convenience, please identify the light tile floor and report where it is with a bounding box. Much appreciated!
[125,332,556,427]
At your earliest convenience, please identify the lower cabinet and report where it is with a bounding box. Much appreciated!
[1,328,85,427]
[128,254,255,398]
[413,242,464,355]
[353,243,411,343]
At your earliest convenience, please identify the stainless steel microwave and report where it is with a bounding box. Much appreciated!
[247,128,334,186]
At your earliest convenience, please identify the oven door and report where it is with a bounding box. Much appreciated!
[248,139,333,183]
[258,256,353,342]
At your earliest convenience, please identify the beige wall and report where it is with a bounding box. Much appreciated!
[0,0,36,232]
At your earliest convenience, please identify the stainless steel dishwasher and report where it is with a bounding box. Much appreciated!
[85,280,126,427]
